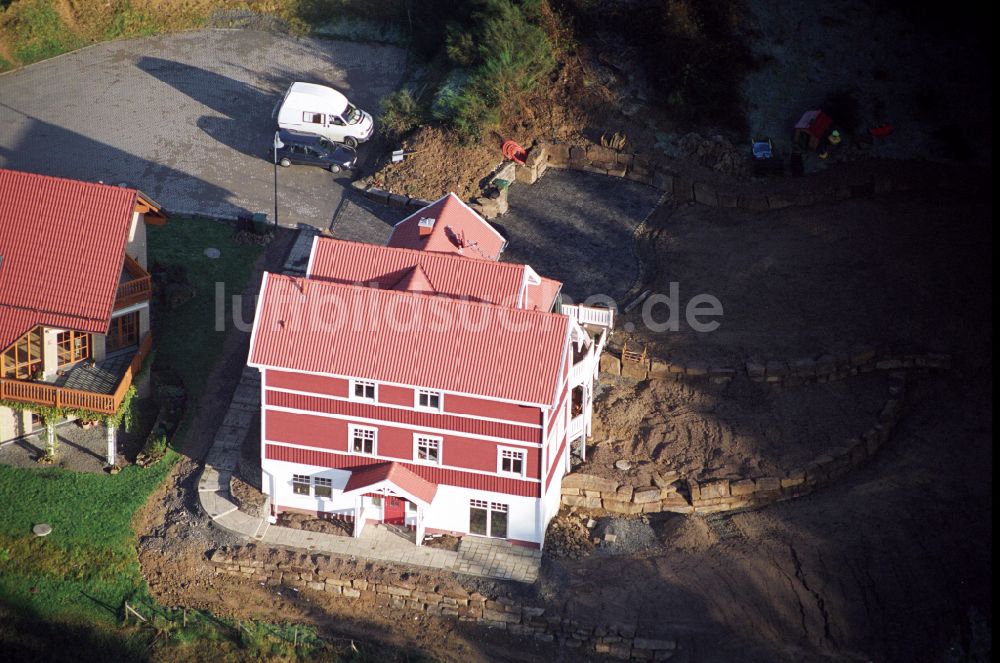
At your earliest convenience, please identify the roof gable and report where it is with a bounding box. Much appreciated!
[387,193,507,261]
[309,237,560,310]
[0,169,143,348]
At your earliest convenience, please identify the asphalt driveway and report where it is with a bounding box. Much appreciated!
[499,169,663,302]
[0,29,405,229]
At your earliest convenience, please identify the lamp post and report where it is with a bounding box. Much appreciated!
[272,130,281,227]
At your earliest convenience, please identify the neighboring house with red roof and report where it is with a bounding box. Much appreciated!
[0,169,164,461]
[386,192,508,261]
[248,199,613,548]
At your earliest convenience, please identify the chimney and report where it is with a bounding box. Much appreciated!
[417,216,435,237]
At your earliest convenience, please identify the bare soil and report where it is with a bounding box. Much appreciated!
[588,372,888,482]
[277,512,352,536]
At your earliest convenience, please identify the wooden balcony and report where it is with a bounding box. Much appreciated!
[115,254,151,309]
[0,333,152,415]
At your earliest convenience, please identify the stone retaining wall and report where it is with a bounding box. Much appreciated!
[601,346,951,386]
[526,140,972,211]
[564,370,911,515]
[209,545,677,660]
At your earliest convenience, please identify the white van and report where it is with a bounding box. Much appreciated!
[274,82,374,147]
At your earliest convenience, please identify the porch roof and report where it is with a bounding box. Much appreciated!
[342,462,438,506]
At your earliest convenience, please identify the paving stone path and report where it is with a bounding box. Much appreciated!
[197,228,541,583]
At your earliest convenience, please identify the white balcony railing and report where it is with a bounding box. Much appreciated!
[570,357,593,386]
[568,414,586,441]
[562,304,614,330]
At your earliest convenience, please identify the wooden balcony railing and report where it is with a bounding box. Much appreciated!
[115,254,152,309]
[561,303,615,330]
[0,333,152,416]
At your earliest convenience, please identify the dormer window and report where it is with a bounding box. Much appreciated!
[416,388,442,412]
[351,379,376,402]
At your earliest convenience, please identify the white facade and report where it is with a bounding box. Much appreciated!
[264,456,544,545]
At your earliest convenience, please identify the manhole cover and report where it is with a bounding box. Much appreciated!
[32,523,52,537]
[204,247,221,259]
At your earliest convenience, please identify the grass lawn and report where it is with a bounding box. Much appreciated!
[0,217,263,655]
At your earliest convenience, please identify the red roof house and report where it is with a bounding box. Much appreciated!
[386,192,508,261]
[249,196,614,548]
[0,169,163,457]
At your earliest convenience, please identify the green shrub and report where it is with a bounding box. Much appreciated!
[7,0,84,64]
[379,88,423,140]
[446,0,556,138]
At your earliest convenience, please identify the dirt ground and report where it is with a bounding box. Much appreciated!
[588,371,888,481]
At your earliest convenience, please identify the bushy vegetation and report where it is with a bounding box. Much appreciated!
[559,0,754,129]
[380,88,423,140]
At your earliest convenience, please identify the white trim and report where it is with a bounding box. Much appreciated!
[251,359,553,409]
[413,433,443,466]
[349,378,378,403]
[497,446,527,478]
[110,300,149,318]
[339,478,433,508]
[547,323,574,409]
[347,424,378,456]
[264,403,542,447]
[266,384,541,430]
[247,271,270,367]
[305,235,319,278]
[414,387,444,413]
[265,440,542,484]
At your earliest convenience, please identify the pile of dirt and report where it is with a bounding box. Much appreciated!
[276,512,353,536]
[544,511,595,559]
[593,516,661,556]
[372,126,500,201]
[422,533,461,551]
[588,372,888,482]
[230,475,267,516]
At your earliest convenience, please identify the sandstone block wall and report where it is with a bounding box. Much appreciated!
[209,545,678,660]
[564,370,914,515]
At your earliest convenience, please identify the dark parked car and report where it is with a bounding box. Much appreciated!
[273,129,357,173]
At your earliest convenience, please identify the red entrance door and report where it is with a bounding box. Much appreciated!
[383,496,406,525]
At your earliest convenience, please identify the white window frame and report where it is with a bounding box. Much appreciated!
[350,378,377,403]
[469,499,509,538]
[292,474,311,495]
[349,425,377,456]
[497,446,527,478]
[413,434,442,466]
[313,476,333,499]
[415,388,443,412]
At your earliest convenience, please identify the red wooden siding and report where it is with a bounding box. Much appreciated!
[266,389,541,443]
[266,443,540,497]
[379,383,413,407]
[266,408,541,478]
[266,410,347,451]
[266,369,348,398]
[444,393,542,425]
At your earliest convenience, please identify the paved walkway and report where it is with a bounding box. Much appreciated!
[196,229,541,584]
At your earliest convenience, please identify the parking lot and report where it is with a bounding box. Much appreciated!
[0,29,405,229]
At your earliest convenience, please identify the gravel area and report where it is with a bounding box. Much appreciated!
[593,517,661,557]
[0,399,156,472]
[500,169,662,302]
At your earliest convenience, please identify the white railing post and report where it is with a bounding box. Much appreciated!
[106,423,117,466]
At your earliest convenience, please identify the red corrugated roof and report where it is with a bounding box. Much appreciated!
[0,169,142,349]
[387,193,507,260]
[310,237,541,309]
[343,461,438,504]
[249,273,569,405]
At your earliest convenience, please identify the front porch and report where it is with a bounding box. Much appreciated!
[0,333,151,416]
